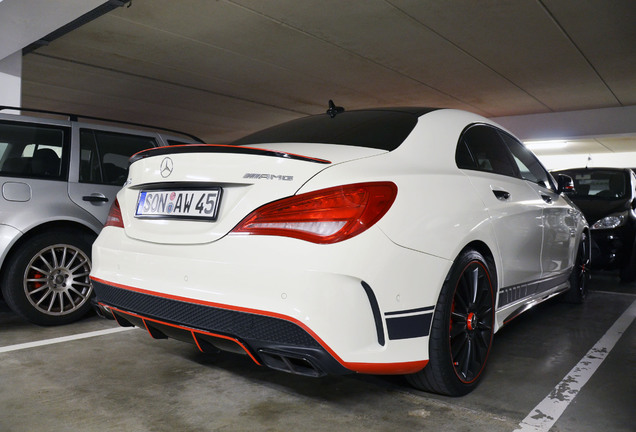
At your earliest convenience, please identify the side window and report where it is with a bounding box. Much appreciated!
[80,129,157,185]
[456,125,518,177]
[0,121,68,179]
[501,133,554,190]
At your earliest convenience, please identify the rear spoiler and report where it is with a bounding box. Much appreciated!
[130,144,331,165]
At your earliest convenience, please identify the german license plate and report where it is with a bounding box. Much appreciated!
[135,188,221,220]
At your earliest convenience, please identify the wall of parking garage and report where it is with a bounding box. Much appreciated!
[0,52,21,107]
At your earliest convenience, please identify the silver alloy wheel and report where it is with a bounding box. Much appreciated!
[24,243,92,316]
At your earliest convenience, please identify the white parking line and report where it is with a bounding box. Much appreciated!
[514,299,636,432]
[0,326,134,353]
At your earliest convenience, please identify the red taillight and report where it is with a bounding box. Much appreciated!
[105,199,124,228]
[232,182,397,244]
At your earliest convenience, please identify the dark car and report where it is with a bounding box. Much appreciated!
[553,167,636,282]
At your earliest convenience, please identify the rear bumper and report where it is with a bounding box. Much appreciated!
[92,278,429,377]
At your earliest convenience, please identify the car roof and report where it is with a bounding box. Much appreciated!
[232,107,439,151]
[0,106,203,143]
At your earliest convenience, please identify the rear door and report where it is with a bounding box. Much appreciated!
[67,126,160,225]
[0,119,72,232]
[457,124,545,288]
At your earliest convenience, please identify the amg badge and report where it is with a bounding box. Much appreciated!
[243,173,294,181]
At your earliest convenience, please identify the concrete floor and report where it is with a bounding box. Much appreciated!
[1,272,634,432]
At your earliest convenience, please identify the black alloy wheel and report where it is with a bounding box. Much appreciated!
[448,258,495,384]
[406,249,495,396]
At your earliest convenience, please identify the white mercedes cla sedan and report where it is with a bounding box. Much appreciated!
[90,106,589,396]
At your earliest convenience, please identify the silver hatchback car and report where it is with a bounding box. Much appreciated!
[0,107,201,325]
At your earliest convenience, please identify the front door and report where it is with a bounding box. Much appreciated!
[501,133,577,278]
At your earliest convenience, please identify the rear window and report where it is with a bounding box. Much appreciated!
[559,170,629,199]
[232,109,433,151]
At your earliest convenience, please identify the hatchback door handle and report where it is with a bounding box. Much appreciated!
[83,194,109,203]
[492,190,510,200]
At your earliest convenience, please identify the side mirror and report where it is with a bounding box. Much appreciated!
[557,174,575,194]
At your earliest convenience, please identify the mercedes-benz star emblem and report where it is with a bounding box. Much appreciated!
[160,157,173,178]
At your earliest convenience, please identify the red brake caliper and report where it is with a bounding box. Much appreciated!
[32,272,44,289]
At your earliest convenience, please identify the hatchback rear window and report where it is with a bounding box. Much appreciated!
[561,170,629,200]
[232,109,435,151]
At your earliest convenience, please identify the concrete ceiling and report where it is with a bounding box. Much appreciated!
[16,0,636,150]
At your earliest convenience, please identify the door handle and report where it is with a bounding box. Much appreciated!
[541,194,553,204]
[83,194,109,203]
[492,190,510,201]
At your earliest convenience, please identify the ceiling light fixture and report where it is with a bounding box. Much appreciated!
[524,140,568,150]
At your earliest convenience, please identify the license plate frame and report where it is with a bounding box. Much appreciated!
[135,187,222,221]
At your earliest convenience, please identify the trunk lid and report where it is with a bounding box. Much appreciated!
[120,144,384,244]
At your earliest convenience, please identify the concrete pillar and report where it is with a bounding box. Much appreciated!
[0,51,22,108]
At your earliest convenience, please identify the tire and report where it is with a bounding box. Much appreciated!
[1,229,95,326]
[406,249,495,396]
[563,233,590,303]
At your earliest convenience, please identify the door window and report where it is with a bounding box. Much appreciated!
[0,121,69,179]
[500,132,554,191]
[456,125,518,178]
[80,129,157,186]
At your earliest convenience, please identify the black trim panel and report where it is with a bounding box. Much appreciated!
[386,313,432,340]
[361,281,385,346]
[497,272,570,307]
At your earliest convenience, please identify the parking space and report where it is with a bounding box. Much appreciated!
[1,273,634,432]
